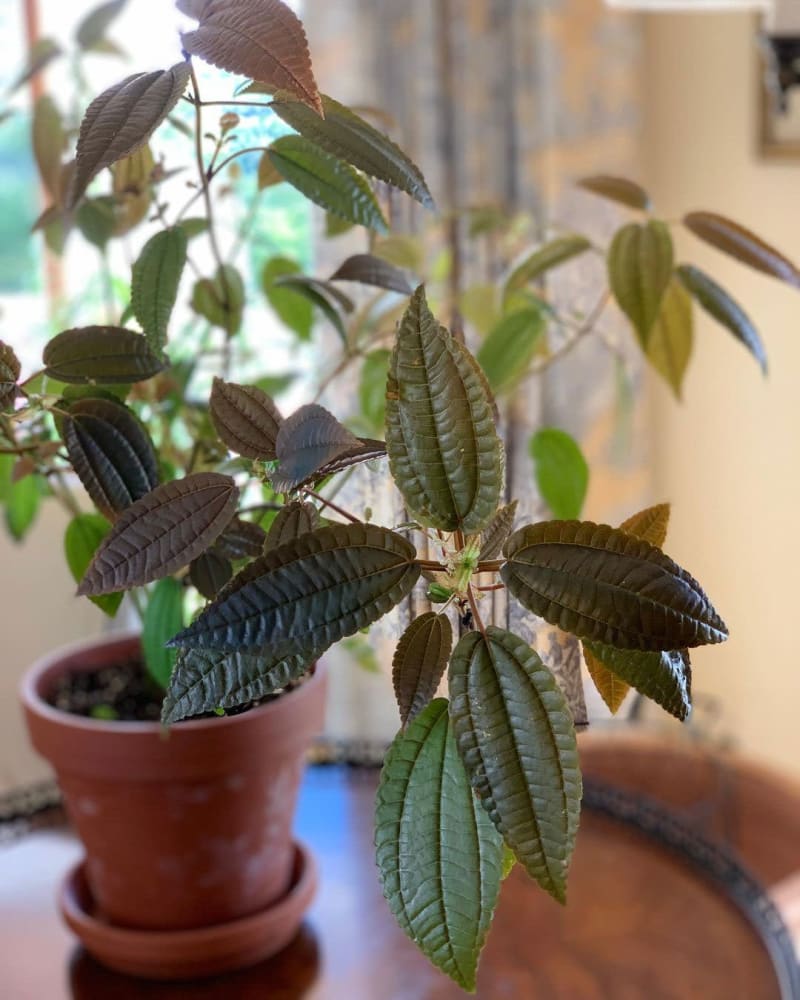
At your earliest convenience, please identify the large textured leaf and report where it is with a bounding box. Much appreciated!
[477,307,546,394]
[162,645,313,724]
[376,699,504,991]
[68,63,190,209]
[449,628,581,903]
[43,327,166,384]
[77,473,239,596]
[32,95,64,200]
[142,577,184,689]
[683,211,800,288]
[180,0,322,115]
[504,236,592,303]
[280,437,386,491]
[392,613,453,728]
[262,257,313,341]
[61,396,159,519]
[213,516,267,560]
[167,522,420,656]
[0,342,20,411]
[677,264,767,374]
[330,254,413,295]
[64,513,122,617]
[577,175,651,211]
[584,642,692,721]
[210,378,283,460]
[501,520,728,651]
[607,221,673,345]
[645,277,693,399]
[386,287,503,534]
[131,228,188,352]
[478,501,518,562]
[272,94,434,210]
[272,403,360,492]
[76,0,128,50]
[265,500,319,549]
[268,136,387,233]
[530,428,588,520]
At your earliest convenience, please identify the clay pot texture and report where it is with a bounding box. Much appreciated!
[21,633,327,931]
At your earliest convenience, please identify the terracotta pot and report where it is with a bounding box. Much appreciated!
[20,632,327,934]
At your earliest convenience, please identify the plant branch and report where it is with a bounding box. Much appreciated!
[209,146,269,180]
[302,488,360,524]
[466,584,486,635]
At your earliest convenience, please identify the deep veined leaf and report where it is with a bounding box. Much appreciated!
[191,265,245,336]
[620,502,670,549]
[448,628,581,903]
[76,0,128,50]
[677,264,767,374]
[265,500,320,549]
[607,221,674,345]
[272,274,350,344]
[503,236,592,304]
[386,287,503,535]
[530,428,588,520]
[283,437,387,491]
[142,577,184,689]
[375,699,504,992]
[584,641,692,721]
[43,327,166,384]
[577,175,651,212]
[78,472,239,596]
[162,645,314,724]
[167,522,420,656]
[32,95,64,200]
[478,501,518,562]
[272,403,360,493]
[61,396,160,519]
[5,474,41,542]
[210,378,283,461]
[645,277,693,399]
[189,550,233,600]
[131,228,188,352]
[268,136,388,233]
[0,341,21,411]
[180,0,322,115]
[262,257,313,341]
[330,254,413,295]
[68,63,190,209]
[501,520,728,651]
[213,516,267,560]
[583,646,631,716]
[64,513,123,617]
[683,211,800,289]
[477,307,546,394]
[392,614,453,728]
[271,94,435,210]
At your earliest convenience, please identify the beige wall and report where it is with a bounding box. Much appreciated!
[643,13,800,775]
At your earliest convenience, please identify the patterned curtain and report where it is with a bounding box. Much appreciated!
[304,0,650,740]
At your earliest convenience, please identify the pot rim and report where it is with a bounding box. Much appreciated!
[19,629,324,737]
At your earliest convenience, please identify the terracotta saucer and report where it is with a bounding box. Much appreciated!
[59,842,317,981]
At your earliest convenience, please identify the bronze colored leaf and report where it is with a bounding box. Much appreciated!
[189,550,233,599]
[213,516,267,560]
[683,211,800,288]
[620,502,670,548]
[43,327,166,384]
[265,500,319,549]
[181,0,322,116]
[0,342,21,411]
[329,254,413,295]
[77,472,239,595]
[257,149,282,189]
[272,403,360,493]
[392,612,452,727]
[607,221,674,346]
[68,62,190,209]
[584,642,692,722]
[284,437,386,492]
[210,377,283,460]
[583,646,631,716]
[577,175,651,211]
[478,501,518,562]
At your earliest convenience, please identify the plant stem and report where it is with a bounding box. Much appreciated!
[302,488,360,524]
[187,97,274,109]
[466,584,486,635]
[209,146,269,180]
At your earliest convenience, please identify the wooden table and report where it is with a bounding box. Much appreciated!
[3,735,799,999]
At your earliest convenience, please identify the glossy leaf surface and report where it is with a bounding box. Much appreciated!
[684,211,800,288]
[577,175,651,211]
[584,642,692,721]
[272,403,360,492]
[43,327,166,384]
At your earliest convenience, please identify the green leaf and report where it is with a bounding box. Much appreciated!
[504,236,592,304]
[64,514,123,617]
[178,217,209,240]
[76,0,128,50]
[268,135,387,233]
[677,264,767,374]
[584,642,692,721]
[683,211,800,289]
[78,473,239,596]
[644,277,693,400]
[191,265,245,336]
[477,307,546,395]
[501,520,728,651]
[272,274,350,345]
[386,286,503,534]
[265,500,320,549]
[375,699,503,991]
[5,474,41,541]
[448,627,581,903]
[167,522,420,657]
[210,378,283,461]
[607,220,674,345]
[0,341,21,411]
[131,228,188,353]
[392,613,453,728]
[577,175,651,211]
[271,93,435,210]
[189,550,233,600]
[61,396,159,520]
[43,327,166,384]
[478,501,518,562]
[76,197,116,250]
[262,257,313,341]
[530,428,588,520]
[359,349,391,435]
[272,403,360,493]
[330,254,413,295]
[32,95,64,200]
[142,577,184,689]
